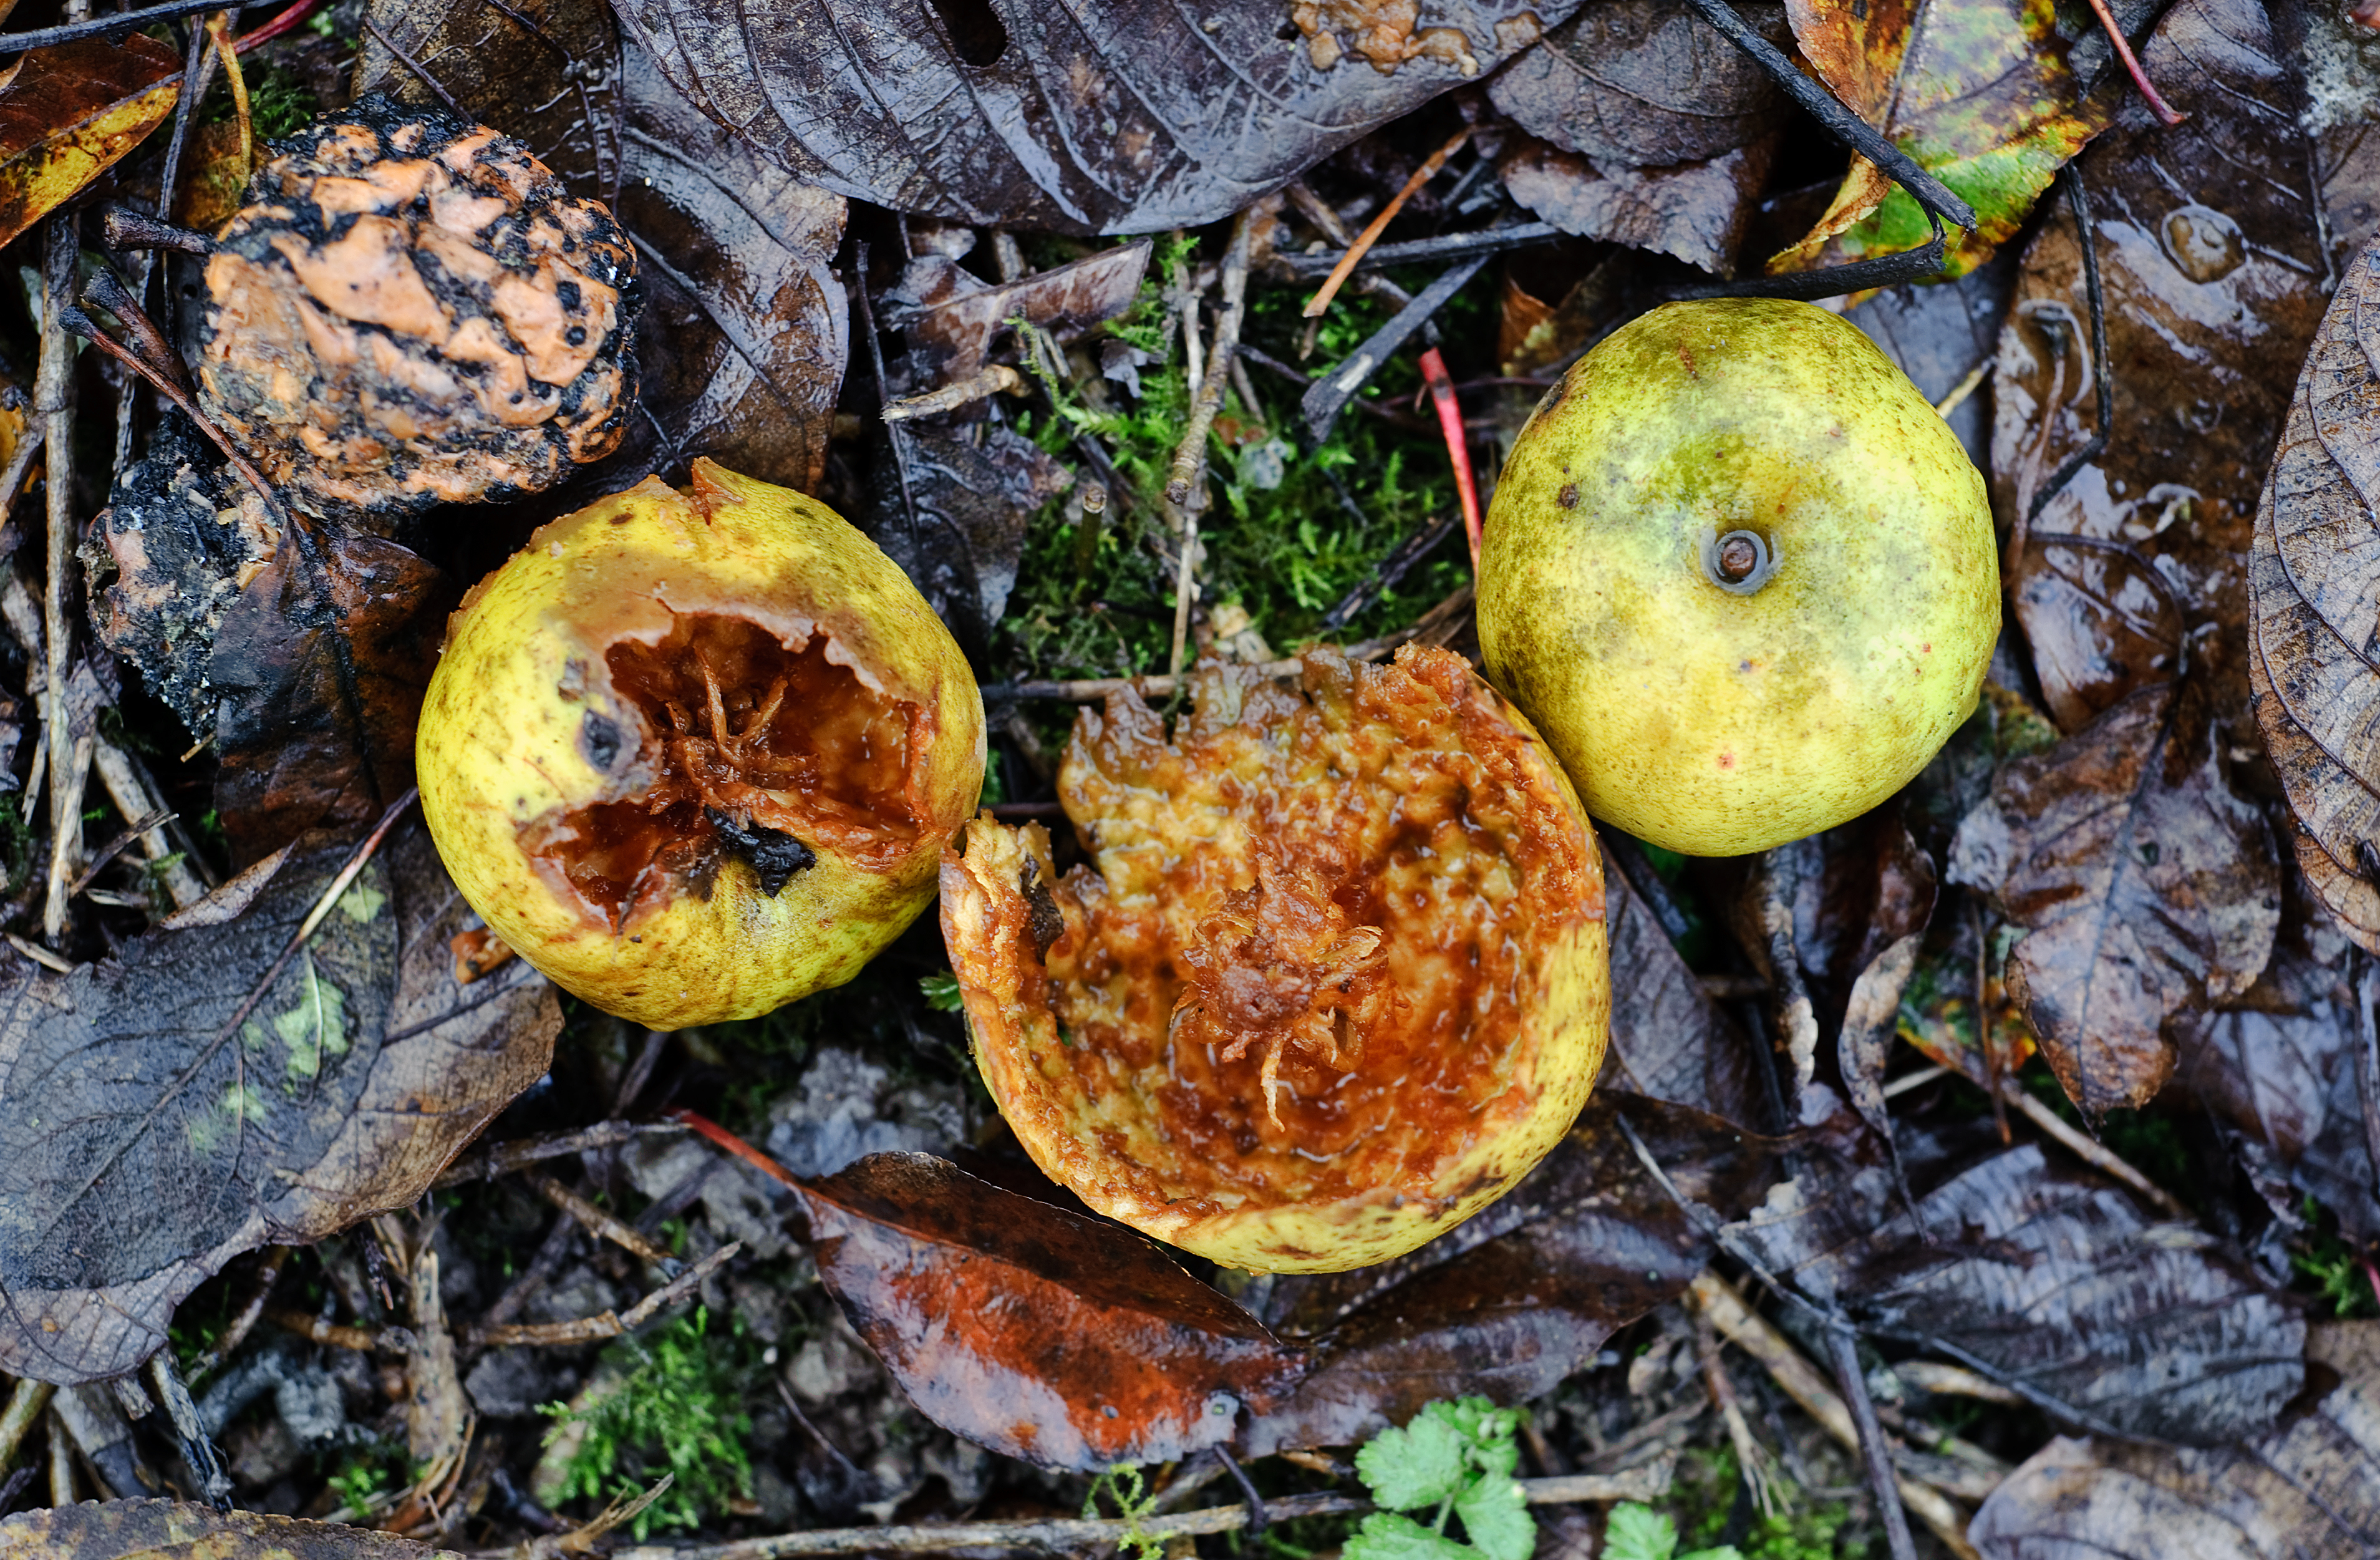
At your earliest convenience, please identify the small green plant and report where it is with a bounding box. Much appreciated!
[325,1442,412,1521]
[1343,1397,1531,1560]
[1083,1463,1168,1560]
[539,1308,753,1538]
[2290,1197,2380,1319]
[1605,1502,1743,1560]
[920,971,965,1012]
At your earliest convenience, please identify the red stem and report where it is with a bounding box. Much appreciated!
[231,0,324,53]
[2079,0,2186,126]
[2363,1256,2380,1314]
[674,1107,801,1189]
[1418,347,1482,573]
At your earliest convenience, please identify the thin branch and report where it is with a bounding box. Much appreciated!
[462,1241,740,1347]
[2000,1081,2189,1217]
[530,1173,683,1275]
[1300,255,1490,441]
[433,1120,682,1188]
[186,1246,289,1380]
[1417,347,1481,571]
[1165,210,1257,679]
[0,1379,54,1473]
[67,807,173,898]
[2023,167,2112,531]
[362,15,462,114]
[1302,125,1470,318]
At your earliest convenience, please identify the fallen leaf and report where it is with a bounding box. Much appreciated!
[0,1499,455,1558]
[2171,923,2380,1244]
[0,826,557,1384]
[0,35,181,251]
[1998,0,2326,737]
[893,242,1152,386]
[359,0,848,493]
[605,0,1588,233]
[800,1150,1302,1469]
[1843,254,2016,468]
[2250,222,2380,951]
[1242,1093,1780,1453]
[1600,851,1769,1131]
[1769,0,2109,277]
[874,422,1073,651]
[1948,681,2280,1117]
[1968,1321,2380,1556]
[1728,1118,2306,1445]
[1498,134,1774,276]
[208,530,455,867]
[1484,0,1786,166]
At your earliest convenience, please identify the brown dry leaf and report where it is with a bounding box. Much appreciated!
[1498,133,1774,276]
[1769,0,2109,276]
[0,34,181,251]
[1968,1322,2380,1556]
[1728,1119,2306,1445]
[0,1499,456,1558]
[876,422,1073,652]
[1947,682,2280,1117]
[208,531,455,867]
[359,0,848,493]
[1242,1092,1781,1453]
[893,243,1152,386]
[2250,222,2380,951]
[1484,0,1786,165]
[0,825,558,1384]
[1600,851,1768,1130]
[1996,0,2327,739]
[799,1151,1303,1470]
[606,0,1586,233]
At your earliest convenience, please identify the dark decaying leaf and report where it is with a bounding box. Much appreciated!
[875,423,1072,649]
[1240,1093,1780,1454]
[2251,222,2380,952]
[1727,1120,2306,1445]
[0,826,558,1384]
[360,0,848,493]
[893,243,1152,386]
[208,531,454,867]
[1844,253,2015,471]
[1948,682,2279,1116]
[1768,0,2108,276]
[1497,135,1773,277]
[1484,0,1786,166]
[606,0,1588,233]
[1996,0,2325,737]
[1600,853,1768,1130]
[1968,1321,2380,1558]
[800,1151,1304,1470]
[0,1499,453,1559]
[0,34,181,251]
[2171,921,2380,1243]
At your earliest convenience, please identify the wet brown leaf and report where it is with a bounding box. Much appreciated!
[1484,0,1786,166]
[2172,921,2380,1243]
[2250,220,2380,951]
[0,35,180,251]
[894,243,1152,386]
[1601,851,1767,1130]
[0,1499,454,1558]
[606,0,1587,233]
[1997,0,2326,737]
[1968,1321,2380,1556]
[1949,682,2280,1116]
[1241,1093,1781,1453]
[360,0,848,493]
[1729,1120,2306,1444]
[801,1151,1303,1470]
[1497,133,1774,276]
[1770,0,2109,276]
[875,422,1072,649]
[0,825,558,1384]
[209,531,455,867]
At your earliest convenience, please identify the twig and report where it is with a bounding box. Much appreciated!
[1165,209,1257,681]
[186,1246,289,1380]
[1317,512,1459,630]
[1417,347,1481,571]
[436,1120,680,1189]
[1301,255,1490,441]
[2000,1082,2188,1217]
[2021,167,2112,532]
[1932,359,1993,419]
[90,740,205,906]
[102,207,215,255]
[203,11,253,178]
[1894,1362,2024,1405]
[147,1351,233,1511]
[1828,1324,1920,1560]
[41,731,92,941]
[267,1306,413,1354]
[605,1465,1675,1560]
[1690,1275,1977,1559]
[57,305,288,527]
[0,0,290,52]
[530,1173,684,1276]
[67,807,173,898]
[2078,0,2184,122]
[881,364,1025,422]
[462,1241,740,1347]
[1695,1307,1780,1518]
[1303,125,1470,319]
[855,241,921,556]
[4,931,74,972]
[36,216,75,948]
[362,15,463,114]
[0,1380,54,1473]
[1880,1063,1949,1098]
[1272,220,1561,279]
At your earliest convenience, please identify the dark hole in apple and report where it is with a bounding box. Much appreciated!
[525,611,924,928]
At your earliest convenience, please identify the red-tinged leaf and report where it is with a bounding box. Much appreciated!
[800,1151,1304,1470]
[0,34,181,251]
[1241,1093,1780,1453]
[0,1499,450,1559]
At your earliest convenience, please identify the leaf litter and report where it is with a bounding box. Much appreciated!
[0,0,2369,1548]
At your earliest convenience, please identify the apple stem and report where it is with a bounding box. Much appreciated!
[1418,347,1482,572]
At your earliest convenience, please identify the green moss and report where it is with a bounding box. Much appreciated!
[1674,1449,1862,1560]
[539,1308,755,1539]
[2289,1196,2380,1320]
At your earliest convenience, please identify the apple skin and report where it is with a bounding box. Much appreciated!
[417,459,984,1029]
[1478,298,1998,857]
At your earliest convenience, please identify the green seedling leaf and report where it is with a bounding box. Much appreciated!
[1452,1475,1533,1560]
[1355,1410,1471,1510]
[1346,1513,1480,1560]
[1605,1503,1680,1560]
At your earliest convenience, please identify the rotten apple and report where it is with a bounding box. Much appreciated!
[417,460,985,1029]
[941,647,1610,1274]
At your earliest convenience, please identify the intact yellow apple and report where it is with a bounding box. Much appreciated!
[1478,298,1998,857]
[417,459,984,1028]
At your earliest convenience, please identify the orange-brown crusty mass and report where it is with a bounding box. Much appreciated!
[197,94,638,518]
[941,646,1611,1274]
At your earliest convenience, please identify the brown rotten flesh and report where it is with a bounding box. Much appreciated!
[941,646,1611,1274]
[198,92,638,518]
